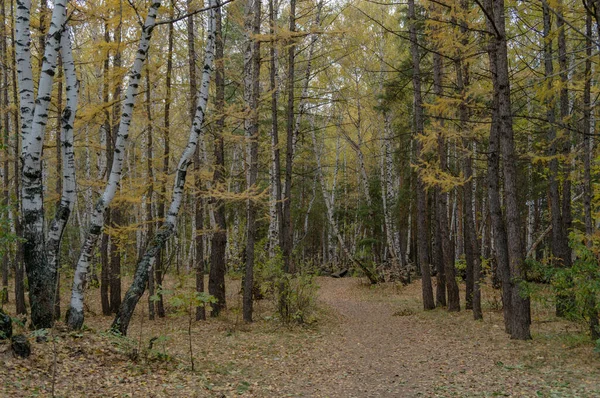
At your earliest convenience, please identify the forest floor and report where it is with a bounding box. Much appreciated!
[1,276,600,397]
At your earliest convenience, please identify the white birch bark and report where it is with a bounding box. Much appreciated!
[46,28,79,280]
[17,0,68,328]
[67,0,162,329]
[111,0,217,335]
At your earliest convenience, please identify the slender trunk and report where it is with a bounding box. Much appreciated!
[267,0,282,258]
[154,1,175,319]
[112,0,217,335]
[491,0,531,339]
[1,0,10,304]
[282,0,296,273]
[67,1,162,329]
[432,49,460,312]
[484,0,512,334]
[10,0,26,315]
[145,68,156,321]
[107,22,123,313]
[187,0,205,322]
[582,12,598,340]
[243,0,261,322]
[555,1,574,317]
[408,0,434,310]
[209,4,227,317]
[457,56,481,319]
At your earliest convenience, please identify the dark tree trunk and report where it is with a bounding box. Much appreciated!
[145,65,156,321]
[112,224,175,335]
[269,0,283,249]
[155,2,176,320]
[282,0,296,274]
[408,0,434,310]
[209,5,227,317]
[243,0,261,323]
[454,11,480,318]
[582,13,598,340]
[490,0,531,339]
[1,0,10,304]
[555,2,574,317]
[187,0,205,322]
[433,192,446,307]
[432,50,460,312]
[484,0,512,334]
[109,208,122,313]
[10,0,26,316]
[100,219,111,315]
[100,24,111,316]
[108,21,123,315]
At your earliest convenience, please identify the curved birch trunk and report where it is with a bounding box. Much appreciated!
[17,0,68,328]
[67,1,162,329]
[111,0,217,335]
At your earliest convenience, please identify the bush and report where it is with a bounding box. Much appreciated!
[534,232,600,332]
[254,242,319,325]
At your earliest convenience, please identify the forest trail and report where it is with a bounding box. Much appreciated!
[271,277,600,397]
[2,277,600,397]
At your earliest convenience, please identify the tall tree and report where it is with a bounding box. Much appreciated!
[16,0,68,328]
[408,0,434,310]
[282,0,296,273]
[208,3,227,317]
[67,0,163,329]
[111,0,218,335]
[483,0,531,340]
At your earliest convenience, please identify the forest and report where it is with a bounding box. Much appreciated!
[2,0,600,395]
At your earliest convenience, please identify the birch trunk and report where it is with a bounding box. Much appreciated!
[67,1,162,329]
[111,0,217,335]
[17,0,68,328]
[46,28,78,320]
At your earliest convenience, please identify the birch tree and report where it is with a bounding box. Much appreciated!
[67,0,163,329]
[111,0,218,335]
[16,0,68,328]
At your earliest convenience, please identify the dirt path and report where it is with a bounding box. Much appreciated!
[2,276,600,397]
[272,277,600,397]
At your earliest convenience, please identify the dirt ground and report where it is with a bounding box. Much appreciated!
[2,276,600,397]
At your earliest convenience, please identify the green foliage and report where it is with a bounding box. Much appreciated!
[529,233,600,333]
[0,204,19,256]
[254,241,319,325]
[167,290,217,315]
